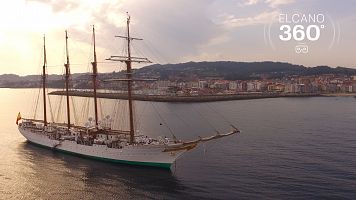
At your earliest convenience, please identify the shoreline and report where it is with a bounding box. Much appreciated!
[4,88,354,102]
[320,93,356,97]
[49,91,326,102]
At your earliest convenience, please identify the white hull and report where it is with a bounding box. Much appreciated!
[18,127,185,168]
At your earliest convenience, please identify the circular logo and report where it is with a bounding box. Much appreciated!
[264,12,339,54]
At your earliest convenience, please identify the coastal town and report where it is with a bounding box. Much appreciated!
[2,73,356,97]
[130,74,356,96]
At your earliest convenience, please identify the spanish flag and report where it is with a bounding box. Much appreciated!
[16,112,21,125]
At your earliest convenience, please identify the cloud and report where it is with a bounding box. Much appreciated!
[1,0,355,75]
[23,0,223,66]
[27,0,100,13]
[239,0,294,8]
[244,0,260,6]
[265,0,295,8]
[222,11,279,28]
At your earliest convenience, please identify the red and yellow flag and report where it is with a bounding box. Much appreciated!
[16,112,21,125]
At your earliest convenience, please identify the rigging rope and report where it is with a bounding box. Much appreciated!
[150,102,175,137]
[112,100,119,129]
[172,108,192,131]
[47,90,55,122]
[71,96,79,125]
[204,103,234,127]
[85,97,90,124]
[99,99,103,121]
[135,101,148,132]
[33,87,41,119]
[56,88,64,123]
[192,104,219,133]
[79,97,85,124]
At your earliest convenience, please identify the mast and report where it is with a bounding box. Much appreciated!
[106,14,151,144]
[64,30,71,130]
[126,16,135,144]
[42,36,47,126]
[91,25,99,127]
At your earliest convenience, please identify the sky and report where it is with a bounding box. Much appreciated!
[1,0,356,75]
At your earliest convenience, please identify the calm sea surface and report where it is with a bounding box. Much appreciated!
[0,88,356,199]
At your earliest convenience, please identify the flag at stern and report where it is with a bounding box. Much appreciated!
[16,112,21,125]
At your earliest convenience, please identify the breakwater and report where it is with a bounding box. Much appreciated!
[49,91,321,102]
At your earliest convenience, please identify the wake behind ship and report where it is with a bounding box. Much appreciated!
[17,15,239,169]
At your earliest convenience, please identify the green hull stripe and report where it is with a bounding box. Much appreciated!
[27,140,172,169]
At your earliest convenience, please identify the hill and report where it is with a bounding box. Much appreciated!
[134,61,356,80]
[1,61,355,88]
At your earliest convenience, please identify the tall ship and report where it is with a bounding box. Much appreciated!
[17,15,240,169]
